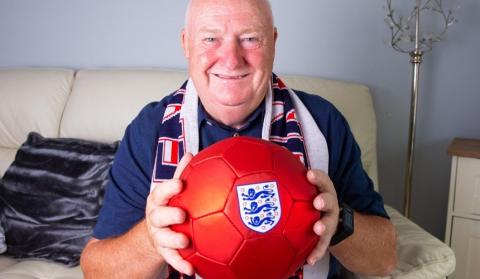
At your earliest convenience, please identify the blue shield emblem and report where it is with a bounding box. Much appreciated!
[236,181,281,233]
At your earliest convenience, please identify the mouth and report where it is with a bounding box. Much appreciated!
[212,73,249,80]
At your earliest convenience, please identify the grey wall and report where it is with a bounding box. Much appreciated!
[1,0,479,239]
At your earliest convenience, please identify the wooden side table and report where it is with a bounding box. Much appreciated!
[445,138,480,279]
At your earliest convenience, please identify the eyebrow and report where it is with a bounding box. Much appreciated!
[197,27,222,34]
[197,26,266,35]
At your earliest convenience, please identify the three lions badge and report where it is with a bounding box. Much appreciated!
[236,181,282,233]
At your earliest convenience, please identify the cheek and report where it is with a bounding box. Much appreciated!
[195,48,218,71]
[246,50,273,70]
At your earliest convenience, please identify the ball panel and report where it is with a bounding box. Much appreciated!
[230,235,295,279]
[283,201,320,252]
[180,157,236,219]
[193,212,243,264]
[188,253,237,279]
[224,173,293,238]
[272,144,318,201]
[222,137,274,177]
[188,138,238,167]
[179,163,192,181]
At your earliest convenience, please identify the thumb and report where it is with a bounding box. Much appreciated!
[149,153,194,193]
[173,152,193,179]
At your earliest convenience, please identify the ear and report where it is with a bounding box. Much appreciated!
[181,29,190,58]
[273,27,278,44]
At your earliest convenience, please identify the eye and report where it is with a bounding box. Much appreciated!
[240,36,262,49]
[243,37,258,42]
[203,37,217,43]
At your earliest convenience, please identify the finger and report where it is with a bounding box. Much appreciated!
[149,206,186,228]
[148,152,192,195]
[306,236,330,266]
[313,220,326,236]
[313,195,325,211]
[313,192,338,213]
[312,194,339,237]
[153,228,189,249]
[150,179,183,206]
[174,152,193,179]
[160,247,195,276]
[313,218,337,238]
[307,169,334,193]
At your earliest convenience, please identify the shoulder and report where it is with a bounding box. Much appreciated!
[133,94,176,123]
[292,90,346,132]
[116,92,180,167]
[292,89,357,176]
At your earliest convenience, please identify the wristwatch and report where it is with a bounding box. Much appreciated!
[330,203,354,246]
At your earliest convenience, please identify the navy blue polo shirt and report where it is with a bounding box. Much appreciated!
[198,99,265,149]
[93,89,388,277]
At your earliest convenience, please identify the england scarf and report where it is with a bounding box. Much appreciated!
[152,74,330,279]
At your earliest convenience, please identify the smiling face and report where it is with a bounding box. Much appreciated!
[182,0,277,128]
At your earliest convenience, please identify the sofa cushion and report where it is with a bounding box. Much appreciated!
[60,69,188,143]
[0,132,118,266]
[373,206,455,279]
[0,259,82,279]
[281,75,378,190]
[0,69,74,149]
[0,148,17,178]
[0,256,17,271]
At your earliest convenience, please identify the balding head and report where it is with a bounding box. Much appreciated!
[185,0,274,31]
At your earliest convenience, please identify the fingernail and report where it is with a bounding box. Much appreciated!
[315,223,325,235]
[186,266,194,276]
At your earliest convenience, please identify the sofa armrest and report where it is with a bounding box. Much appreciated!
[346,205,455,279]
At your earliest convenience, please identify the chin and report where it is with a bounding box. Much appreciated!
[216,97,250,108]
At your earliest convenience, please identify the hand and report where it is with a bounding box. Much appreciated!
[306,169,340,266]
[145,153,194,276]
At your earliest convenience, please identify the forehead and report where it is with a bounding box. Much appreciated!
[188,0,272,31]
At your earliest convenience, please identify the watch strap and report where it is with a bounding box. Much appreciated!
[330,203,354,246]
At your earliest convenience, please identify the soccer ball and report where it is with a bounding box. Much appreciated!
[169,136,320,279]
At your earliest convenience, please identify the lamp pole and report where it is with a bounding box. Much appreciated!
[404,7,423,218]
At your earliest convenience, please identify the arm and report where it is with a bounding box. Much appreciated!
[80,221,165,279]
[306,169,397,276]
[80,154,195,278]
[330,212,397,276]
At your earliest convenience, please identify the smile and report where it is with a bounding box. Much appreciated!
[213,73,249,80]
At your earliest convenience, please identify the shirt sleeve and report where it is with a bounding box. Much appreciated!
[92,101,165,239]
[296,91,388,218]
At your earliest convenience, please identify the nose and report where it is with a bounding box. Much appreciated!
[218,38,244,70]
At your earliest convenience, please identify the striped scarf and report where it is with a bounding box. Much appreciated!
[152,74,330,279]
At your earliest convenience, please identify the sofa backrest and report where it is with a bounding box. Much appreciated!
[0,68,378,190]
[0,69,74,177]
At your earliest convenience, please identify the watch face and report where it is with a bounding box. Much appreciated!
[343,206,354,231]
[344,211,353,228]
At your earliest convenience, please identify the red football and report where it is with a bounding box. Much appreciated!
[169,136,320,279]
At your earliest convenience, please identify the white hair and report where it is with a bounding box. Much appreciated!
[184,0,274,28]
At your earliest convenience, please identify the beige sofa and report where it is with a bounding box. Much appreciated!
[0,68,455,278]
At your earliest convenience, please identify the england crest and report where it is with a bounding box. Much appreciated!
[236,181,281,233]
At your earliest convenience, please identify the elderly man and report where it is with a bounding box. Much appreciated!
[80,0,397,278]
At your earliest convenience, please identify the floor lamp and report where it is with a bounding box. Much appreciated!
[384,0,458,218]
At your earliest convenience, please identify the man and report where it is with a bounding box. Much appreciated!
[80,0,397,278]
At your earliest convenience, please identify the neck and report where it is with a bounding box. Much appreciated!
[205,104,257,129]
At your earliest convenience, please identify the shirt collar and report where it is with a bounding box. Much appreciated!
[197,99,265,132]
